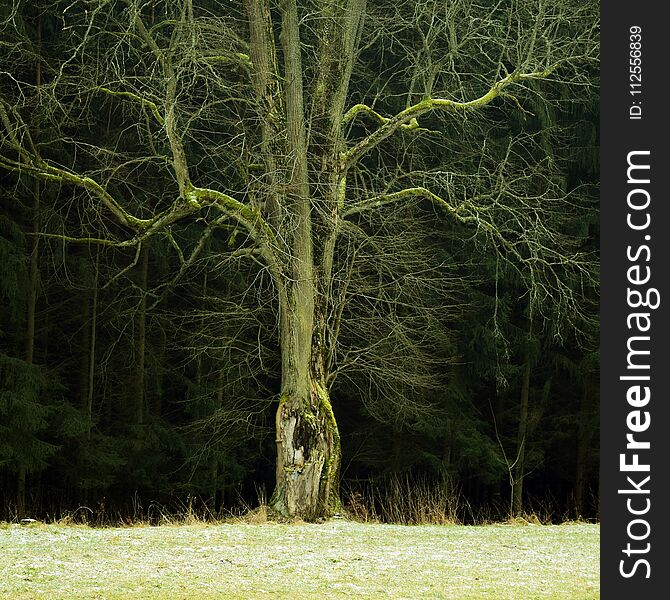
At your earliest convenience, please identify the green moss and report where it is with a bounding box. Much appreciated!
[336,176,346,209]
[413,98,433,112]
[183,183,202,209]
[301,410,318,431]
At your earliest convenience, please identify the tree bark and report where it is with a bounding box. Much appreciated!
[271,215,341,520]
[244,0,283,228]
[442,420,452,472]
[80,282,91,407]
[271,314,341,520]
[256,0,365,521]
[265,0,351,520]
[16,467,26,519]
[212,367,225,512]
[19,172,40,518]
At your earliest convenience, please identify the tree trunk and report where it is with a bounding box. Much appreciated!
[133,245,149,426]
[212,366,225,512]
[248,0,364,520]
[270,298,341,520]
[18,17,42,518]
[512,349,531,517]
[271,375,341,520]
[442,420,452,472]
[18,175,40,518]
[267,0,340,520]
[574,383,590,517]
[80,283,91,407]
[79,249,99,434]
[25,137,40,363]
[86,250,100,437]
[16,467,26,519]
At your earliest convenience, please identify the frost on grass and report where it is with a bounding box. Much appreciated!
[0,522,599,599]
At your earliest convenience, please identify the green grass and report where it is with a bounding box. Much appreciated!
[0,520,599,599]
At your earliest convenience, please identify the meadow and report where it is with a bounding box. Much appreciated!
[0,520,599,599]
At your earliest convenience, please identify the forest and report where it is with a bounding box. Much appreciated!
[0,0,599,523]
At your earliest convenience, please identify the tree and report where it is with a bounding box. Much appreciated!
[0,0,598,519]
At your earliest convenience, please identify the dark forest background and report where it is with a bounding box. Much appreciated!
[0,0,599,523]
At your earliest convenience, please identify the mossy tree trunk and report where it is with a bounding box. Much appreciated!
[271,304,341,519]
[264,0,346,520]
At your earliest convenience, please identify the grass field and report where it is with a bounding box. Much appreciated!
[0,520,599,599]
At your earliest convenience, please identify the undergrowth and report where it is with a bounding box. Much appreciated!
[2,477,596,528]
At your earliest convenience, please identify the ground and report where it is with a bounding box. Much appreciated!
[0,520,599,599]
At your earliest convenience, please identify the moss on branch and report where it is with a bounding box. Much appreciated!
[0,154,151,230]
[96,87,165,125]
[342,104,420,131]
[1,149,277,271]
[189,185,282,281]
[342,187,473,221]
[198,52,252,69]
[340,65,561,169]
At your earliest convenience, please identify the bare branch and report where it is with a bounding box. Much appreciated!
[341,64,564,169]
[96,86,165,125]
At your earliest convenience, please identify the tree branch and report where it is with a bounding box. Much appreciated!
[96,86,165,125]
[342,104,420,130]
[0,152,152,229]
[341,186,525,264]
[27,232,139,247]
[343,186,477,222]
[125,0,191,196]
[189,185,281,278]
[341,64,562,169]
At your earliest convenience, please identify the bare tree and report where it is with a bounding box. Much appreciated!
[0,0,598,519]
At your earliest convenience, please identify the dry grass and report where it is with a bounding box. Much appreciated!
[0,519,599,599]
[344,474,463,525]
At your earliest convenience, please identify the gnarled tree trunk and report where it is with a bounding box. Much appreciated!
[270,251,341,520]
[272,355,341,519]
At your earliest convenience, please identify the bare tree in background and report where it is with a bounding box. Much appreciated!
[0,0,598,519]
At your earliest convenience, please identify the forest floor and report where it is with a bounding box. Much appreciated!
[0,520,599,599]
